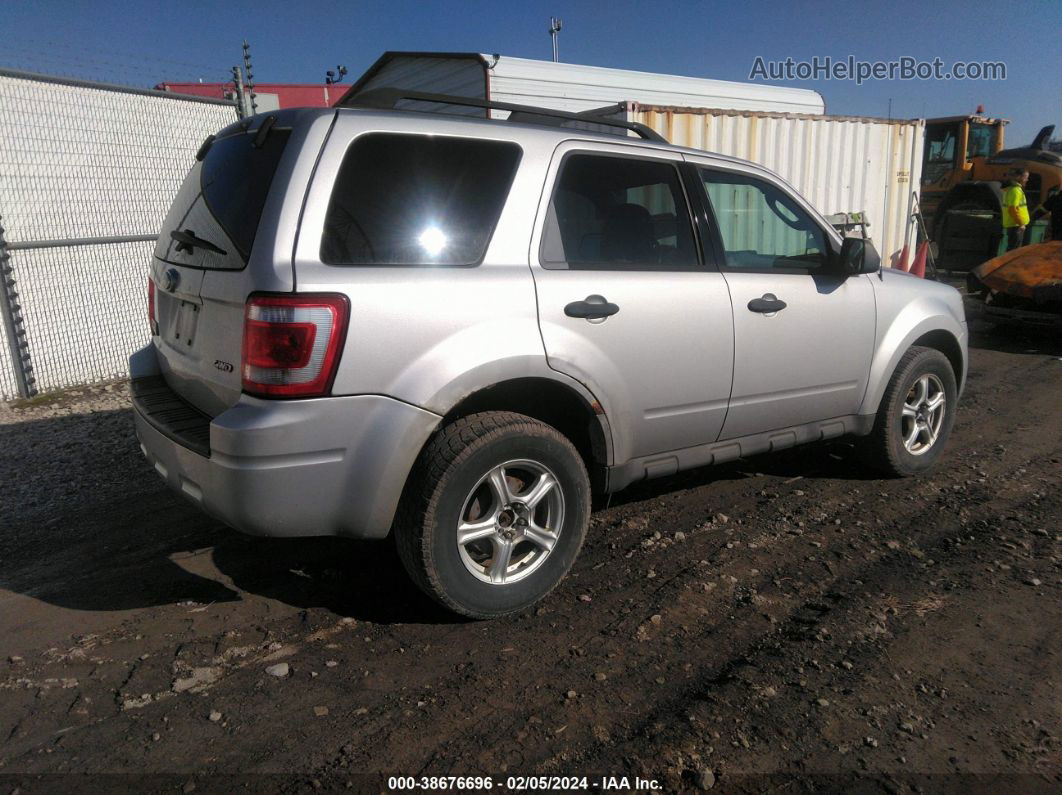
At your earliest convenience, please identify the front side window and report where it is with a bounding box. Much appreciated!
[925,123,958,165]
[701,170,828,272]
[321,133,521,266]
[540,154,698,270]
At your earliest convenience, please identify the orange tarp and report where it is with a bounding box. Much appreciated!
[973,241,1062,301]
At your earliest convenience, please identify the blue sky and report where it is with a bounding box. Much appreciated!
[3,0,1059,144]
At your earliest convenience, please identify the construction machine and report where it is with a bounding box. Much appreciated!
[920,114,1061,271]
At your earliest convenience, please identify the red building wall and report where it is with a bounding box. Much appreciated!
[155,82,344,108]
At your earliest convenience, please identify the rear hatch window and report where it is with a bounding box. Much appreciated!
[320,133,521,266]
[154,120,290,270]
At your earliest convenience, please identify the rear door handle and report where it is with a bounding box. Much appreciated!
[747,294,787,313]
[565,295,620,320]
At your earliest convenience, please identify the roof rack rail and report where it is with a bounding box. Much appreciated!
[345,88,668,143]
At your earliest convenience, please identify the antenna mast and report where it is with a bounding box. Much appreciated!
[549,17,562,63]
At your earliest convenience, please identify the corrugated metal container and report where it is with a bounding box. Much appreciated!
[341,52,825,115]
[625,105,924,267]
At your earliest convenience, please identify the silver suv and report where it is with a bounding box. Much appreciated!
[131,93,967,618]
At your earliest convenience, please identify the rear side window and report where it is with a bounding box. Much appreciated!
[321,134,521,266]
[201,125,291,260]
[540,154,699,271]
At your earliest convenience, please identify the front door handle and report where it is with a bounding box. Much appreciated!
[565,295,620,320]
[747,294,787,313]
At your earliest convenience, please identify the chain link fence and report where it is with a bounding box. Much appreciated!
[0,69,237,400]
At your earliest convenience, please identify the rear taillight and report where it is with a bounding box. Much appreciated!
[148,278,158,336]
[241,294,349,398]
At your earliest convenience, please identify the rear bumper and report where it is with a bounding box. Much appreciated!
[130,349,441,539]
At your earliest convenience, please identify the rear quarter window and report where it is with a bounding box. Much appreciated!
[320,133,521,266]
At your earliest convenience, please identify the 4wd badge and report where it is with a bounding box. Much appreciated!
[214,360,234,373]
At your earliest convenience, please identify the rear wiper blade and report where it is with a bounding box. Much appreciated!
[253,116,277,148]
[171,228,227,256]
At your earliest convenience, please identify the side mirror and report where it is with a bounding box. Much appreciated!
[839,236,881,276]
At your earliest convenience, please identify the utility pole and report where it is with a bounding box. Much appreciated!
[0,215,36,398]
[549,17,562,63]
[231,65,248,118]
[242,40,258,115]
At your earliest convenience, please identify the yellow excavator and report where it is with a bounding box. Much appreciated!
[920,113,1061,270]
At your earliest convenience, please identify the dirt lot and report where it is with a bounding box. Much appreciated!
[0,319,1059,793]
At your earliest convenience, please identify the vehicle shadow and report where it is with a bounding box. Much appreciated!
[0,409,454,626]
[210,533,455,624]
[0,406,884,624]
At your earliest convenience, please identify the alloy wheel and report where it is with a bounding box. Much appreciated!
[901,373,946,455]
[456,459,566,585]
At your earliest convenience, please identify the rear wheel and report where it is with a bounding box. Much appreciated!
[394,411,591,619]
[862,346,957,477]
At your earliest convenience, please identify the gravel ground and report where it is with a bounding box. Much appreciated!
[0,321,1059,793]
[0,380,151,566]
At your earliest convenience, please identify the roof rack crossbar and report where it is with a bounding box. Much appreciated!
[345,88,667,143]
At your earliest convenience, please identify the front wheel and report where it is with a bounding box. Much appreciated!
[394,412,591,619]
[863,346,957,477]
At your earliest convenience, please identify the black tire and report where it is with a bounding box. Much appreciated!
[863,346,957,477]
[394,411,591,619]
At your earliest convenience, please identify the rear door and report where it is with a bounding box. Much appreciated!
[150,117,293,416]
[691,161,876,440]
[530,142,734,466]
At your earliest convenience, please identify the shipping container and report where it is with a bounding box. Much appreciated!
[340,52,826,115]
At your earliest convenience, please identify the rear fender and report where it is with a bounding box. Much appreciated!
[409,350,616,467]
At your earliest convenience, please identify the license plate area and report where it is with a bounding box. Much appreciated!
[170,300,201,348]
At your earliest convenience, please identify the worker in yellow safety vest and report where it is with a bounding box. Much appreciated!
[1002,168,1030,251]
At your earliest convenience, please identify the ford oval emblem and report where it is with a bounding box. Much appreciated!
[163,268,180,293]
